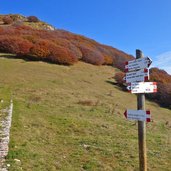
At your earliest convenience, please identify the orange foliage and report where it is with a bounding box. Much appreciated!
[150,68,171,83]
[0,36,33,56]
[0,25,134,66]
[80,46,104,65]
[48,45,78,65]
[30,39,51,59]
[146,68,171,109]
[103,55,113,65]
[114,72,125,85]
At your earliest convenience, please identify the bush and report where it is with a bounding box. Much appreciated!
[150,68,171,83]
[80,46,104,65]
[30,39,51,59]
[0,36,33,56]
[103,55,113,65]
[146,68,171,109]
[27,16,39,22]
[2,16,13,25]
[52,38,82,59]
[0,27,4,33]
[48,45,78,65]
[114,72,125,85]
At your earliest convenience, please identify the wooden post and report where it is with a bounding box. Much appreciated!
[136,49,147,171]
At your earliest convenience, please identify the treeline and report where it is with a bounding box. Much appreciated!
[0,24,133,66]
[114,68,171,109]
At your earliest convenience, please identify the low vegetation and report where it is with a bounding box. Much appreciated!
[114,68,171,109]
[0,14,133,66]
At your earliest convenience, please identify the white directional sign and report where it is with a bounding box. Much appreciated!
[124,110,151,122]
[124,68,149,83]
[127,82,157,94]
[125,57,152,72]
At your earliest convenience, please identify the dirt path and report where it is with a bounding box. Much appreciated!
[0,100,13,170]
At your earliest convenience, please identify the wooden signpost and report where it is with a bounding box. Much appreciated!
[123,50,157,171]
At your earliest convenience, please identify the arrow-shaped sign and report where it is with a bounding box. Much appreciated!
[124,110,151,122]
[125,57,152,72]
[124,68,149,83]
[127,82,157,94]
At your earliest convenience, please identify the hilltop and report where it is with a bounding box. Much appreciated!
[0,14,55,30]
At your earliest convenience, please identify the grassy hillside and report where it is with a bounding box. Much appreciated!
[0,56,171,171]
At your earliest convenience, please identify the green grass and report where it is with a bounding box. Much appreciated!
[0,56,171,171]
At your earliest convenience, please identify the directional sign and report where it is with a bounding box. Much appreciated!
[127,82,157,94]
[125,57,152,72]
[124,68,149,83]
[124,110,151,122]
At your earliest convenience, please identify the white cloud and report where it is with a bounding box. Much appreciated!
[152,51,171,75]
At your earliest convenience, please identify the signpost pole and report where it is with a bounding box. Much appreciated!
[136,49,147,171]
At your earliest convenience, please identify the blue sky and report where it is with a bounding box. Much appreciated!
[1,0,171,73]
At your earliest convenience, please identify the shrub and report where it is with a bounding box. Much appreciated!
[103,55,113,65]
[52,38,82,59]
[159,83,171,108]
[30,39,51,59]
[23,35,38,43]
[0,27,4,33]
[146,68,171,109]
[0,36,33,56]
[80,46,104,65]
[48,45,78,65]
[150,67,171,83]
[2,16,13,25]
[27,16,39,22]
[114,72,125,85]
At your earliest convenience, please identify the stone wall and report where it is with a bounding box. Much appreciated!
[0,100,13,170]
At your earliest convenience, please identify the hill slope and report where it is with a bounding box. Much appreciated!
[0,57,170,171]
[0,14,134,68]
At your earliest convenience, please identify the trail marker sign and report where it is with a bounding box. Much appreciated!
[125,57,152,72]
[124,110,151,122]
[124,68,149,83]
[127,82,157,94]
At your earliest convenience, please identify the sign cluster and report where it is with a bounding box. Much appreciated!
[124,57,157,122]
